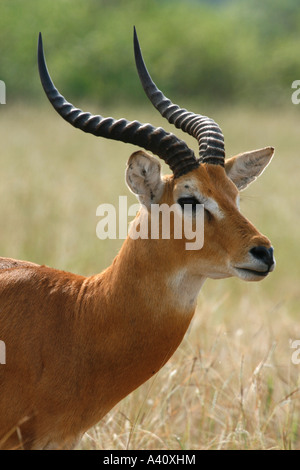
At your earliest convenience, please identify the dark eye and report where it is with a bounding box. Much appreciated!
[177,197,200,214]
[204,208,213,222]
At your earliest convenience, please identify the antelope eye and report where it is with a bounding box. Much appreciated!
[177,197,201,213]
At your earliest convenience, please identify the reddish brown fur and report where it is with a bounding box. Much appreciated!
[0,162,272,449]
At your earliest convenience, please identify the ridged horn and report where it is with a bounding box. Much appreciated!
[38,33,199,178]
[134,27,225,166]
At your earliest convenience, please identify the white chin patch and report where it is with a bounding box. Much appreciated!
[235,267,269,282]
[207,272,232,280]
[167,269,206,310]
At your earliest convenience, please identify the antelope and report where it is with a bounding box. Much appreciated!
[0,28,275,450]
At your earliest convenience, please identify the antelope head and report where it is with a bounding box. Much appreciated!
[38,28,275,284]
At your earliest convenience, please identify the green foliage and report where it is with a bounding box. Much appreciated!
[0,0,300,105]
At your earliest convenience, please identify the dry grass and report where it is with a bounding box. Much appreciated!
[81,297,300,450]
[0,103,299,450]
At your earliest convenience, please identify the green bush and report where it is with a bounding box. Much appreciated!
[0,0,300,106]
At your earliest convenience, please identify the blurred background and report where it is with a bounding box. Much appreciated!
[1,0,300,106]
[0,0,299,450]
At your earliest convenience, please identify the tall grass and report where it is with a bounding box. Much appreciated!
[0,103,299,449]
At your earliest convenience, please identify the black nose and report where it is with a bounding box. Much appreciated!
[250,246,274,268]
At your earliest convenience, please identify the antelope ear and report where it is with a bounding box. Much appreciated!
[225,147,274,191]
[126,151,165,208]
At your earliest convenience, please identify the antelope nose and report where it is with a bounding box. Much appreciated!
[250,246,275,269]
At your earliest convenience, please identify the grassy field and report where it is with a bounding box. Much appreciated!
[0,102,299,450]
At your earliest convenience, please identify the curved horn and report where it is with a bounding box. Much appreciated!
[134,27,225,166]
[38,33,199,178]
